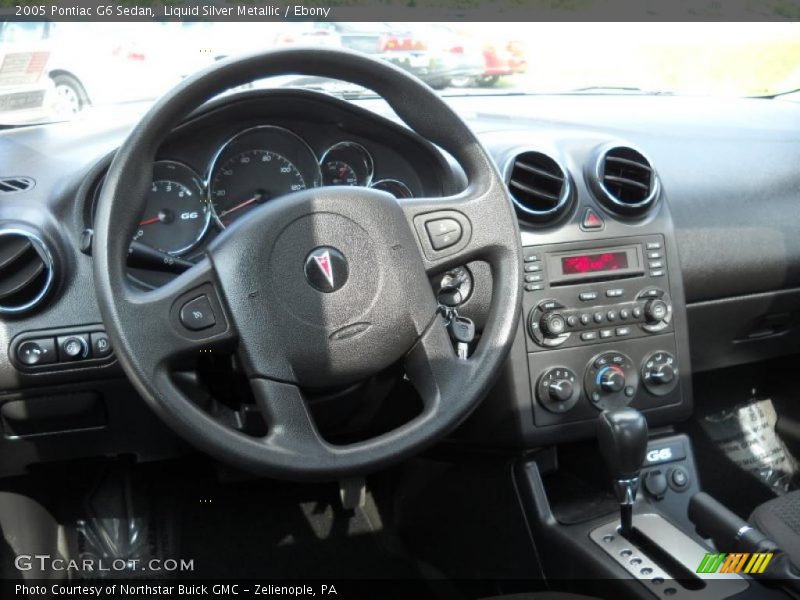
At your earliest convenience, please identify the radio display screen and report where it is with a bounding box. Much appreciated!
[561,251,629,275]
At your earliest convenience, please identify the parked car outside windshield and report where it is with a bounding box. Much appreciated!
[0,21,798,125]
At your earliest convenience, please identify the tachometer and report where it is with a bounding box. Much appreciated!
[208,126,321,228]
[133,161,210,256]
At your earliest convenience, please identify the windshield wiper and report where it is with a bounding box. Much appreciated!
[567,86,674,96]
[759,87,800,99]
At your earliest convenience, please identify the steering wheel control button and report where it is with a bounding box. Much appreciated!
[57,335,89,361]
[425,218,462,250]
[581,207,604,231]
[180,295,217,331]
[90,332,112,358]
[303,246,348,293]
[16,338,56,366]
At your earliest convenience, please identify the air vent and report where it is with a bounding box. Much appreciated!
[506,151,571,223]
[0,229,54,314]
[594,146,659,215]
[0,177,34,194]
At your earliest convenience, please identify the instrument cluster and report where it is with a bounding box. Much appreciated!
[92,124,418,263]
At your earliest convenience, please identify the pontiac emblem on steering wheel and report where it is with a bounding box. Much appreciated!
[304,246,348,293]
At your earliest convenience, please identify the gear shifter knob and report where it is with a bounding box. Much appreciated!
[597,408,648,536]
[597,407,648,481]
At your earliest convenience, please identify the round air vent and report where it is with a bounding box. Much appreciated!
[0,228,55,315]
[592,146,659,216]
[505,151,572,224]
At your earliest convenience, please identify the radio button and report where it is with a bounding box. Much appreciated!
[525,273,543,283]
[540,313,567,337]
[646,241,662,250]
[580,313,591,326]
[600,329,613,339]
[593,312,604,323]
[619,308,630,320]
[524,263,542,273]
[581,331,598,341]
[579,291,598,301]
[607,310,617,321]
[632,306,643,319]
[525,283,543,292]
[524,252,540,262]
[649,261,663,269]
[566,315,578,328]
[647,251,662,259]
[616,327,631,337]
[606,289,624,298]
[651,270,665,277]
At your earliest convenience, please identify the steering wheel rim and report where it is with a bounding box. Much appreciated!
[93,48,522,481]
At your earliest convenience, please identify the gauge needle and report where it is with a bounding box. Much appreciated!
[218,193,263,218]
[139,216,161,226]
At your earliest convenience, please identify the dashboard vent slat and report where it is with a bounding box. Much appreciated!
[0,229,55,314]
[505,151,571,224]
[593,146,659,216]
[0,177,34,194]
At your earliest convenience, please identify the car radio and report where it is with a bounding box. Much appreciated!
[522,234,683,426]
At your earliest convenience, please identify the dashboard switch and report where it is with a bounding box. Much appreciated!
[16,338,56,366]
[57,335,90,361]
[180,295,216,331]
[581,208,604,230]
[90,332,112,358]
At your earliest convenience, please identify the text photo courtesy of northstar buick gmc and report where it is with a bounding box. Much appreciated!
[2,20,800,600]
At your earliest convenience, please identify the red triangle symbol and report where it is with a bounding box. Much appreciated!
[582,208,603,230]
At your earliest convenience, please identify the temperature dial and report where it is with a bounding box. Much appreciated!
[537,367,580,413]
[584,352,639,411]
[642,351,678,396]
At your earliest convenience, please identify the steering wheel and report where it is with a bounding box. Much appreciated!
[93,48,522,480]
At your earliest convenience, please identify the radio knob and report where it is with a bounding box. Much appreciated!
[644,298,669,323]
[540,312,567,338]
[599,367,626,393]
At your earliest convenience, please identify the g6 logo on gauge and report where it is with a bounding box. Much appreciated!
[133,161,211,256]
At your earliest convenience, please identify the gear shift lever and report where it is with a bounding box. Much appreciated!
[597,407,648,536]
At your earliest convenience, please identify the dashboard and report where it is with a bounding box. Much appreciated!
[78,91,455,288]
[1,87,800,473]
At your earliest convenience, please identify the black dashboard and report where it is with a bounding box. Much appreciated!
[1,87,800,474]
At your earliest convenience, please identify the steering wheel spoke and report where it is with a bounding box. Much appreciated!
[124,256,237,375]
[398,185,517,274]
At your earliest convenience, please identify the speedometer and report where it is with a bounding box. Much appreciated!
[211,150,305,227]
[208,126,321,229]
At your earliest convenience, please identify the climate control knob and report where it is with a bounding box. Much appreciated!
[642,352,679,396]
[584,352,639,411]
[599,367,626,393]
[537,367,580,413]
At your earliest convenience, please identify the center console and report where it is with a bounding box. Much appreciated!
[524,234,683,427]
[463,138,693,448]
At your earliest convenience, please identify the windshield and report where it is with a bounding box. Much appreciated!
[1,21,798,125]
